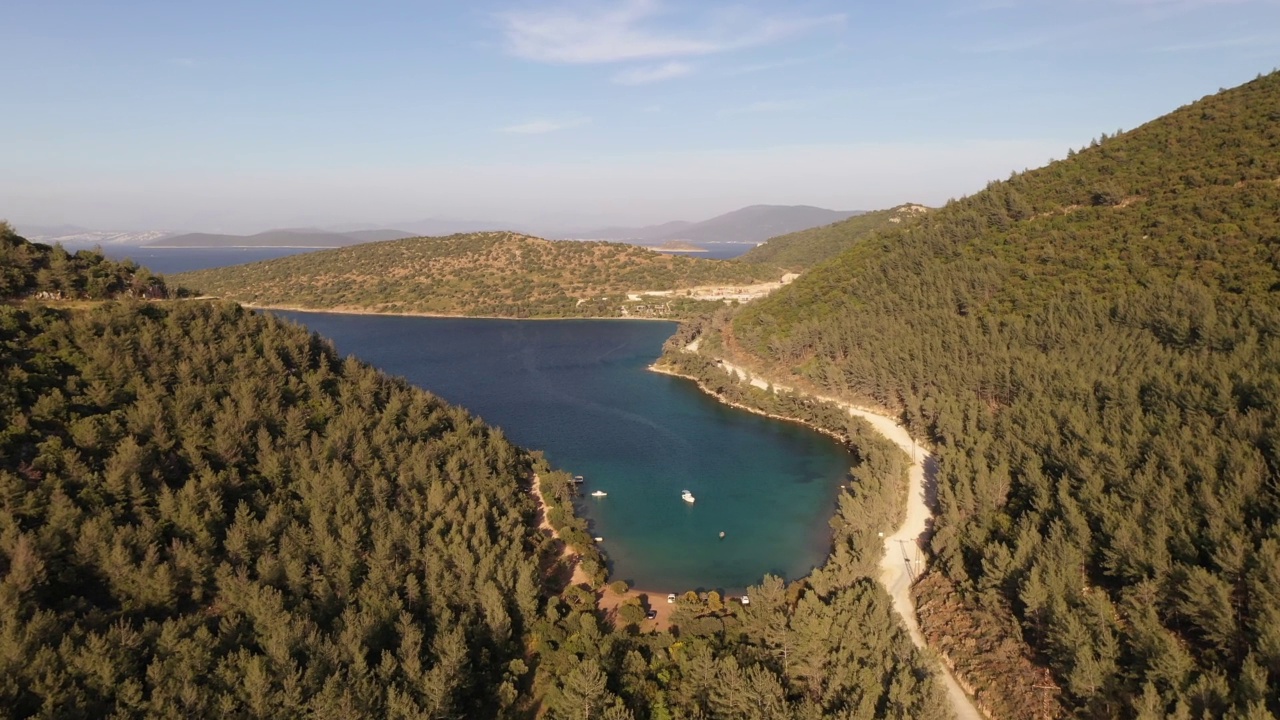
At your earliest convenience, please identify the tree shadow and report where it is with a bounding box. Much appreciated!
[919,453,941,549]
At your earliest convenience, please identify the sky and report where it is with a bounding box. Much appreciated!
[4,0,1279,234]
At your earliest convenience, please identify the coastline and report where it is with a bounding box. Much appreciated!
[647,363,851,445]
[650,353,985,720]
[528,472,677,631]
[240,303,678,323]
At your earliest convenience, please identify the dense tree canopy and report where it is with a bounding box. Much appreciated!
[0,228,953,717]
[738,204,930,271]
[0,300,546,717]
[725,71,1280,717]
[0,222,168,301]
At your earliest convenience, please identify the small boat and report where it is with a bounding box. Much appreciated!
[590,490,608,497]
[681,490,695,503]
[573,475,585,484]
[594,537,603,542]
[719,531,725,539]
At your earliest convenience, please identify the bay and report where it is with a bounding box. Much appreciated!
[272,312,854,593]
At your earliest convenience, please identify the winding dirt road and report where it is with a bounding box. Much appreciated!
[704,357,984,720]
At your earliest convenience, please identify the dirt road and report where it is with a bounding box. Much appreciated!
[706,357,984,720]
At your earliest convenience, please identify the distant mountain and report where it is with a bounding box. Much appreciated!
[343,229,421,243]
[569,220,695,242]
[17,223,94,237]
[148,228,417,248]
[738,203,930,270]
[566,205,863,245]
[394,218,527,236]
[17,224,174,247]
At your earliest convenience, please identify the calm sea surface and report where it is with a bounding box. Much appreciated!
[272,312,853,593]
[96,246,319,274]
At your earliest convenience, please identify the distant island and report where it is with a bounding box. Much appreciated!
[650,240,707,253]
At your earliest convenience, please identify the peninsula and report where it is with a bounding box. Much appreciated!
[174,231,784,319]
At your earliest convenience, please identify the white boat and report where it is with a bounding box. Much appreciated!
[681,490,695,503]
[590,490,607,497]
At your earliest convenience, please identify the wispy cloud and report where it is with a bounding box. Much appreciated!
[496,0,844,64]
[612,60,693,84]
[499,117,592,135]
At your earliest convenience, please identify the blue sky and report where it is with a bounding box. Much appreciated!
[5,0,1278,233]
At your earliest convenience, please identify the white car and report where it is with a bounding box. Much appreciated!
[667,593,676,604]
[740,595,750,605]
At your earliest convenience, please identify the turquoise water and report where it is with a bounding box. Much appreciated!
[273,312,853,593]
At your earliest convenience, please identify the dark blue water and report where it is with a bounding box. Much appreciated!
[96,246,319,274]
[272,312,853,593]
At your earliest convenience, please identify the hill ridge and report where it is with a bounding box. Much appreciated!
[174,230,785,319]
[739,202,931,270]
[565,204,863,244]
[721,70,1280,717]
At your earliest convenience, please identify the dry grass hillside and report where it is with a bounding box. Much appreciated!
[175,231,784,318]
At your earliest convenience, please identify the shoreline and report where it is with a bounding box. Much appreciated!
[647,363,852,446]
[239,303,678,323]
[652,352,985,720]
[528,473,677,631]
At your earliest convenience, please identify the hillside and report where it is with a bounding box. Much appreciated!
[714,71,1280,717]
[568,204,863,244]
[175,231,785,318]
[739,203,930,270]
[0,230,953,717]
[0,222,169,300]
[150,227,417,248]
[0,298,556,716]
